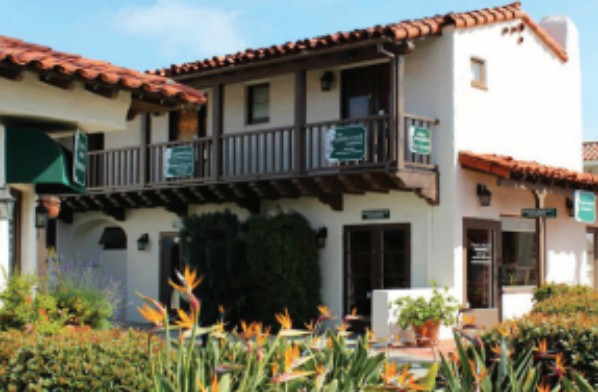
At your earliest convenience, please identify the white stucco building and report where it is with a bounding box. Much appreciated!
[0,35,204,292]
[54,3,596,332]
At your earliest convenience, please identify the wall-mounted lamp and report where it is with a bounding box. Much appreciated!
[35,201,48,228]
[137,233,150,251]
[476,184,492,207]
[0,188,15,221]
[320,71,334,92]
[316,227,328,249]
[565,197,574,217]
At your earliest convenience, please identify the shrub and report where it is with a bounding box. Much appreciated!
[180,210,321,327]
[243,211,321,328]
[0,329,155,391]
[180,210,246,325]
[0,270,37,330]
[484,287,598,387]
[533,283,594,303]
[532,288,598,316]
[51,259,124,329]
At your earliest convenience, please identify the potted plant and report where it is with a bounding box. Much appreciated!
[393,284,459,347]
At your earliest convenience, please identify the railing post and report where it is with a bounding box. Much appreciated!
[139,114,150,186]
[294,70,306,174]
[212,84,224,181]
[391,55,405,169]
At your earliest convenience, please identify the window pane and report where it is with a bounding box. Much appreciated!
[382,229,409,289]
[253,85,269,103]
[248,83,269,123]
[501,231,537,286]
[471,59,483,83]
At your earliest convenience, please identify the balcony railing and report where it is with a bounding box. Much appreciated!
[86,113,436,192]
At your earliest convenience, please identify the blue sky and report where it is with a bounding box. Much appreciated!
[1,1,596,139]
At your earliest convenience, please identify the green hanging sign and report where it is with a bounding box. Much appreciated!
[409,126,431,155]
[73,130,88,187]
[574,190,595,223]
[164,145,194,178]
[326,125,367,162]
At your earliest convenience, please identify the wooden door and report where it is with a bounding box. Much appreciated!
[159,233,181,308]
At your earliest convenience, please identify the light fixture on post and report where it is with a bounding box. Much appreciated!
[476,184,492,207]
[0,188,15,221]
[35,200,48,228]
[137,233,149,251]
[320,71,334,92]
[315,227,328,249]
[565,197,574,217]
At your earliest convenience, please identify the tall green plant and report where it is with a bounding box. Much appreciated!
[244,211,321,327]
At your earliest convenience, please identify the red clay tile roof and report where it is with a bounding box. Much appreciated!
[583,142,598,161]
[153,2,567,77]
[0,35,205,106]
[459,151,598,191]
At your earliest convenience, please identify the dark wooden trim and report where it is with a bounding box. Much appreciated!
[182,42,394,88]
[533,190,547,287]
[318,193,343,211]
[0,66,24,81]
[140,114,149,186]
[39,74,75,90]
[294,70,306,175]
[395,55,405,169]
[85,83,119,99]
[103,207,126,221]
[212,84,224,181]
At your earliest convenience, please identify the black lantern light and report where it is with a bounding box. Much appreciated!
[320,71,334,91]
[35,200,49,228]
[565,197,574,217]
[316,227,328,249]
[476,184,492,207]
[137,233,149,251]
[0,188,15,221]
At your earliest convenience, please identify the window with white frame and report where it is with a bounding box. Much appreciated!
[470,57,487,89]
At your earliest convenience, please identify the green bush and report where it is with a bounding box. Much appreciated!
[484,287,598,387]
[533,283,594,303]
[181,210,246,325]
[0,329,155,391]
[53,286,113,329]
[243,211,321,328]
[181,210,321,328]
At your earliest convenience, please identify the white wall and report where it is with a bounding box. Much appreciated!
[0,71,132,133]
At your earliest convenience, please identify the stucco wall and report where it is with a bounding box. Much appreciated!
[0,71,131,133]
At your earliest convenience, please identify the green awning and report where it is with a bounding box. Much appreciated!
[5,127,85,194]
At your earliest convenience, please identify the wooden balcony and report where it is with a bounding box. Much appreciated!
[61,113,438,219]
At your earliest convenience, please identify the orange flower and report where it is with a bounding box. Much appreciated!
[317,305,335,321]
[137,303,166,327]
[381,361,397,384]
[550,353,567,380]
[169,266,202,312]
[537,384,550,392]
[490,344,512,359]
[271,343,313,383]
[174,308,195,330]
[275,308,293,330]
[344,307,363,321]
[304,320,315,332]
[533,339,553,360]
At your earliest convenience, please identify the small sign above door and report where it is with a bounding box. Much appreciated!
[521,208,557,219]
[362,209,390,220]
[574,190,596,223]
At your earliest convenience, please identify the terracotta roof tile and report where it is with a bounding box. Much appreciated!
[153,2,567,77]
[459,151,598,191]
[583,142,598,161]
[0,35,205,106]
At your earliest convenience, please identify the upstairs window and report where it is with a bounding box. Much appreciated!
[247,83,270,124]
[471,57,487,90]
[169,102,208,142]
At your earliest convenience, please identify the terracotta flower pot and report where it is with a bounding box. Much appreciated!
[412,319,441,347]
[41,195,61,219]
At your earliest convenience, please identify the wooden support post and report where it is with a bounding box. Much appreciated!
[394,55,405,169]
[140,114,150,186]
[212,84,224,181]
[533,190,547,286]
[294,70,306,175]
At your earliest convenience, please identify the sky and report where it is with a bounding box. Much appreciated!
[1,0,597,139]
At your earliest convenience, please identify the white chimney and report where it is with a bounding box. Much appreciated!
[540,16,579,59]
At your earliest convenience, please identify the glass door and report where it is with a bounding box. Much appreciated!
[344,224,410,317]
[463,219,501,313]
